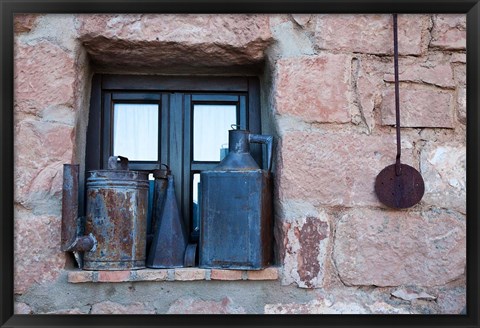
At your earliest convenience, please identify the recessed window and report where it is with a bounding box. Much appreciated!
[86,75,262,242]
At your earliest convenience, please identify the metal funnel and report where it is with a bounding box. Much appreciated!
[146,175,188,268]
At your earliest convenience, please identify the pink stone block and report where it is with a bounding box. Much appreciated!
[383,59,455,88]
[450,53,466,64]
[457,86,466,124]
[210,269,243,281]
[431,14,466,50]
[315,14,429,55]
[278,130,417,207]
[14,41,76,114]
[333,208,466,287]
[14,302,32,314]
[174,268,206,281]
[46,308,88,314]
[420,143,466,214]
[97,270,131,282]
[274,54,351,123]
[291,14,313,27]
[77,14,272,68]
[264,299,370,314]
[67,271,94,283]
[14,120,74,208]
[14,14,41,33]
[453,63,466,87]
[14,212,66,294]
[381,87,454,128]
[91,301,155,314]
[167,297,246,314]
[246,267,279,281]
[134,269,168,281]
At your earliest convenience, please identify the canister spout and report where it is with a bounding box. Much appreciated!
[61,164,96,266]
[249,134,273,172]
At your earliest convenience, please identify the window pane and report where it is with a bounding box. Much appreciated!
[193,104,236,162]
[113,104,159,161]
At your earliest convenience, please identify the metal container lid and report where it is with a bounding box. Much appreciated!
[86,156,149,188]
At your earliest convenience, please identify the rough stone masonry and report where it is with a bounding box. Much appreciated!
[13,13,466,314]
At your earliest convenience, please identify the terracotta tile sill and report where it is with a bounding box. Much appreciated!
[67,267,279,283]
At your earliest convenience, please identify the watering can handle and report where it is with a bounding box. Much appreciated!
[249,134,273,172]
[108,156,129,170]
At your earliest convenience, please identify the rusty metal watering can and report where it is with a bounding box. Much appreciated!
[62,156,149,270]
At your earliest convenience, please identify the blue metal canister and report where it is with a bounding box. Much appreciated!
[84,156,149,270]
[199,129,273,270]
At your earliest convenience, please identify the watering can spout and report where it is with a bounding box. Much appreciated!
[61,164,96,267]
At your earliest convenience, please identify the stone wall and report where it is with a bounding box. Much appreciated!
[13,13,466,314]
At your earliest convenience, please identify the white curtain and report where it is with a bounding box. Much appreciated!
[113,104,159,161]
[193,104,237,162]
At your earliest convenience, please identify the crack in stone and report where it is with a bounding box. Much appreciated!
[350,57,371,134]
[427,15,436,51]
[330,214,349,288]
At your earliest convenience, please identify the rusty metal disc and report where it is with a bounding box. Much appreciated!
[375,163,424,209]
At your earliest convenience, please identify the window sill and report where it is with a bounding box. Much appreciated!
[67,267,279,283]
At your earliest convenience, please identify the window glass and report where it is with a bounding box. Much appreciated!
[147,173,155,235]
[193,104,236,162]
[192,173,201,235]
[113,104,159,161]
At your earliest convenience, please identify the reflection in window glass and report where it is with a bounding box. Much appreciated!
[147,173,155,235]
[113,104,159,161]
[193,104,236,162]
[192,173,201,235]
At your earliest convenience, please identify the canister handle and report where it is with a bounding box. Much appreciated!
[249,134,273,172]
[152,163,171,179]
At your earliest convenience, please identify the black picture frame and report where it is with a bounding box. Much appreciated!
[1,1,478,327]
